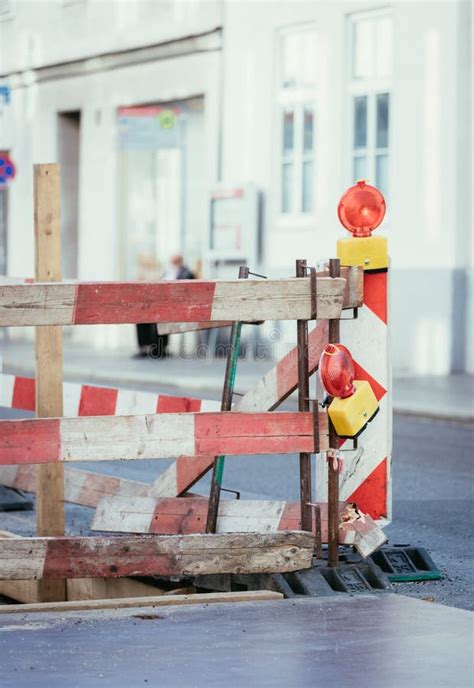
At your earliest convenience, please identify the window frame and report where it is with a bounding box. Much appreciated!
[275,23,318,226]
[346,9,392,198]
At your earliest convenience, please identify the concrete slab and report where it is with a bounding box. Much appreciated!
[0,594,472,688]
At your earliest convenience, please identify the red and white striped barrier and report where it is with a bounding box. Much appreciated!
[0,531,314,580]
[0,411,328,465]
[0,372,220,416]
[90,495,386,557]
[316,271,391,522]
[0,277,347,327]
[0,320,329,501]
[0,465,150,508]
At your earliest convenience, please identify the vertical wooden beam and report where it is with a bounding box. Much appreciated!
[34,163,66,601]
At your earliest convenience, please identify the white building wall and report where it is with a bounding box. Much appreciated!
[221,0,473,375]
[0,0,472,375]
[0,2,222,348]
[0,0,222,73]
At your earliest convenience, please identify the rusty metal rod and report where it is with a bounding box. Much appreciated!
[296,259,312,533]
[205,266,249,533]
[327,258,341,567]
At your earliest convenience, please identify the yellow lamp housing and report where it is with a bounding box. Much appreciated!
[328,380,379,439]
[337,235,388,271]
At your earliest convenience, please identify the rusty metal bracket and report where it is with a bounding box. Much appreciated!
[307,266,317,320]
[339,308,359,321]
[247,271,267,279]
[220,488,241,500]
[312,400,320,454]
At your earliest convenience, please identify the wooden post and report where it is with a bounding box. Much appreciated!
[34,163,66,601]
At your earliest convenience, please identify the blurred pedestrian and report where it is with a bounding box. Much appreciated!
[135,254,195,359]
[162,254,195,281]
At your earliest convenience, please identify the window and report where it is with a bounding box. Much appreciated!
[348,12,392,197]
[0,0,15,21]
[277,27,317,216]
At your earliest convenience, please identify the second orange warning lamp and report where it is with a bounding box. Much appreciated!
[321,180,386,438]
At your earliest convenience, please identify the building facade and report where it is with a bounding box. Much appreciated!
[0,0,472,375]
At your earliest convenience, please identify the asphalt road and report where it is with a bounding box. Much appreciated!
[1,403,472,610]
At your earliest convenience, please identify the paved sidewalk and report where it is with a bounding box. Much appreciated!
[1,338,472,421]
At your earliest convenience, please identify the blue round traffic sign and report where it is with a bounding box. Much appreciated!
[0,156,16,185]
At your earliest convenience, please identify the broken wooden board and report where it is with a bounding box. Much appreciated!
[0,276,346,327]
[0,411,328,465]
[0,530,172,603]
[0,465,150,508]
[91,496,314,535]
[339,503,388,558]
[90,497,386,557]
[0,531,314,580]
[0,589,283,614]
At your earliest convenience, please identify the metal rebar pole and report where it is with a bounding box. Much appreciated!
[205,266,249,533]
[296,259,312,533]
[327,258,340,567]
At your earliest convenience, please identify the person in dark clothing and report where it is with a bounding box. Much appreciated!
[135,254,195,358]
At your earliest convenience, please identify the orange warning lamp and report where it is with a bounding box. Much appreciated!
[336,180,388,271]
[320,343,379,438]
[319,344,355,398]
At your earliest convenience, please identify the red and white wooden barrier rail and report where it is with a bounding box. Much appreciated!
[0,411,328,465]
[0,373,220,416]
[90,495,386,557]
[0,277,347,327]
[0,532,314,580]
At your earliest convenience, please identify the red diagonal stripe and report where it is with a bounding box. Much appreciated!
[0,418,61,464]
[276,320,328,401]
[150,498,207,534]
[194,412,315,456]
[79,385,118,416]
[12,376,36,412]
[156,395,202,413]
[74,282,215,324]
[175,454,215,495]
[347,457,388,520]
[278,502,301,530]
[353,361,387,401]
[363,272,387,324]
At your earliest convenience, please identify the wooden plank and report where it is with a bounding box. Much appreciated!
[34,163,66,603]
[339,503,388,557]
[0,590,283,614]
[66,578,168,601]
[0,266,362,310]
[0,532,166,602]
[92,496,318,535]
[0,531,314,580]
[157,321,233,335]
[90,498,386,556]
[0,372,220,416]
[0,276,346,326]
[0,531,41,603]
[0,411,328,465]
[90,497,385,555]
[0,465,150,507]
